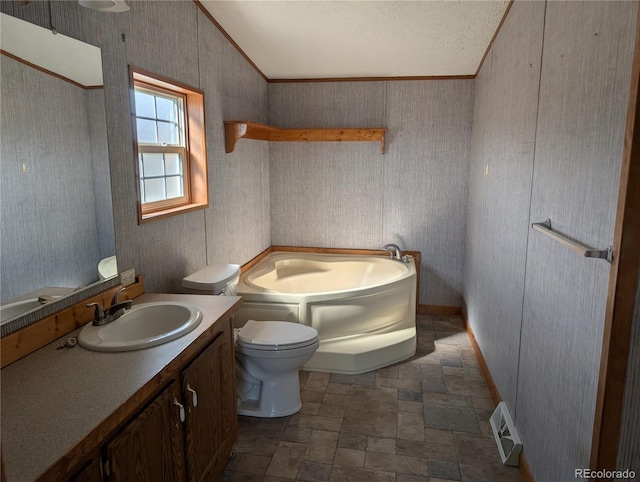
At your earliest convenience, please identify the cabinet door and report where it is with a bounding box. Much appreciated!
[105,381,186,482]
[68,458,101,482]
[182,324,237,482]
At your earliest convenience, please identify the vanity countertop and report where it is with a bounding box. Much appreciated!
[1,293,242,481]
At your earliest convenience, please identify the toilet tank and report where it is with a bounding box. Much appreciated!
[182,263,240,295]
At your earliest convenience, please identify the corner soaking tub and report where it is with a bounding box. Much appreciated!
[234,251,417,374]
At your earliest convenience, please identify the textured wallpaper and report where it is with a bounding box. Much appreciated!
[269,80,473,307]
[465,1,637,480]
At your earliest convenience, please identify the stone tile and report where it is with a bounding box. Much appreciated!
[338,431,368,450]
[319,393,348,418]
[366,436,396,454]
[225,316,520,482]
[422,392,473,407]
[266,441,307,479]
[298,461,332,481]
[472,397,496,410]
[305,372,332,392]
[440,357,463,367]
[300,402,322,415]
[330,372,377,387]
[377,376,422,391]
[424,428,455,446]
[475,406,494,437]
[305,430,340,464]
[229,473,264,481]
[442,366,484,380]
[417,349,440,364]
[289,413,344,432]
[423,402,480,433]
[326,382,351,395]
[420,364,444,381]
[342,386,397,437]
[398,412,425,441]
[334,448,366,468]
[376,365,400,379]
[433,320,460,333]
[235,453,272,475]
[455,433,521,482]
[302,390,326,403]
[435,331,471,346]
[364,452,428,477]
[396,475,429,482]
[399,389,423,402]
[398,400,424,414]
[398,363,423,380]
[238,416,288,438]
[282,426,312,443]
[442,374,491,399]
[448,316,465,329]
[421,380,447,394]
[233,433,280,456]
[299,370,310,387]
[396,439,458,463]
[428,460,461,480]
[459,347,481,368]
[225,451,242,471]
[329,466,395,481]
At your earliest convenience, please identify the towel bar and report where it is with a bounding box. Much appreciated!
[531,219,613,263]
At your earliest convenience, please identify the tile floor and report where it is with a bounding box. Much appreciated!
[222,314,522,481]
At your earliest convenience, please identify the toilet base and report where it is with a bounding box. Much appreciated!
[237,398,301,418]
[235,369,304,418]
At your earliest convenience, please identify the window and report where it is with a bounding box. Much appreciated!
[130,66,208,223]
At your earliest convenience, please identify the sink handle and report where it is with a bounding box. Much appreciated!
[186,384,198,408]
[172,397,185,423]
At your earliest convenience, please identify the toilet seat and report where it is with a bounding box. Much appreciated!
[236,320,319,351]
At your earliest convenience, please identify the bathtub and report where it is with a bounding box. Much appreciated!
[234,251,417,374]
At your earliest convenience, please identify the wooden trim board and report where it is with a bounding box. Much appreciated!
[590,1,640,471]
[0,277,145,368]
[461,307,535,481]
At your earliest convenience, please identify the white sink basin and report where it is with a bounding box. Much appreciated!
[78,301,202,352]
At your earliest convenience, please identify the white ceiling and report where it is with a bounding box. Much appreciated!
[200,0,510,80]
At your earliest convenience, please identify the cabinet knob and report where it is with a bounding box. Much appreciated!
[172,397,185,423]
[186,384,198,408]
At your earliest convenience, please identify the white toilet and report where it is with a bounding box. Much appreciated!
[182,264,320,418]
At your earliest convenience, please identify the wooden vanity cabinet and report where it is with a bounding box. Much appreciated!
[105,382,186,482]
[182,324,237,481]
[74,319,237,482]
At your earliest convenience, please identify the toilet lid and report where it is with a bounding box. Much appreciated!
[236,320,319,350]
[182,263,240,291]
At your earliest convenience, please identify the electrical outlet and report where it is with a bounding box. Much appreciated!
[120,268,136,287]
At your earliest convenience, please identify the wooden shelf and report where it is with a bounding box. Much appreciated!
[224,121,387,154]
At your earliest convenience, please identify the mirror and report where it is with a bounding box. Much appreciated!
[0,13,116,325]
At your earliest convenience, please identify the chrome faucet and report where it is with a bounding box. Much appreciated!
[86,287,133,326]
[383,243,403,261]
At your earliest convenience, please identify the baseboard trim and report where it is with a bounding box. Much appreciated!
[461,307,535,482]
[463,317,501,406]
[417,304,462,315]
